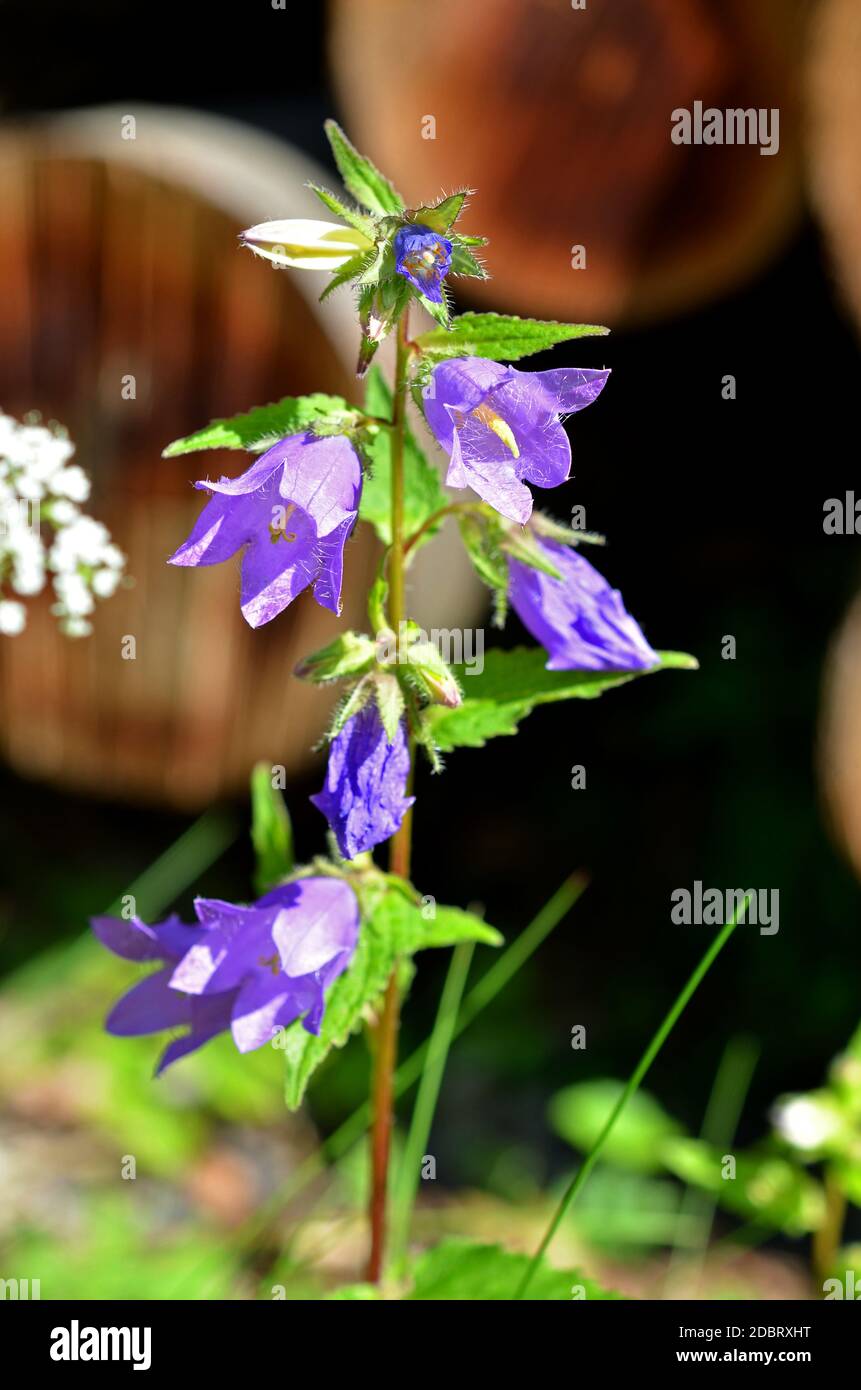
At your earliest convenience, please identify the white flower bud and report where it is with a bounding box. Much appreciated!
[239,218,373,271]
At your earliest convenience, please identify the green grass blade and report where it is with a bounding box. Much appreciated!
[515,900,748,1299]
[390,942,475,1272]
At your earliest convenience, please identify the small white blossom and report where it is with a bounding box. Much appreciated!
[92,567,121,598]
[0,600,26,635]
[0,412,125,638]
[771,1095,842,1152]
[51,465,91,502]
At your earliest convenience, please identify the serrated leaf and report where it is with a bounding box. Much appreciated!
[324,119,403,216]
[250,763,293,896]
[307,183,377,239]
[358,368,447,549]
[415,312,609,363]
[162,394,349,457]
[421,906,502,949]
[408,1238,624,1301]
[427,648,698,750]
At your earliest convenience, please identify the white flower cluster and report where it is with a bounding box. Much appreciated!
[0,412,126,637]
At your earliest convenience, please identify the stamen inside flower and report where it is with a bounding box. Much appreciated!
[257,952,281,976]
[470,403,520,458]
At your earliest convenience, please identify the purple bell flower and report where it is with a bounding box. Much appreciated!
[508,537,659,672]
[394,224,453,304]
[424,358,610,525]
[92,879,360,1073]
[168,432,362,627]
[311,702,415,860]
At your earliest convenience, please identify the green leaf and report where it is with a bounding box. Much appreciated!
[427,648,698,751]
[281,889,500,1109]
[324,119,403,216]
[549,1080,682,1174]
[162,394,349,457]
[358,368,447,549]
[407,1238,624,1301]
[421,905,502,950]
[662,1138,825,1236]
[249,763,293,896]
[307,183,377,239]
[324,1284,383,1300]
[415,312,609,362]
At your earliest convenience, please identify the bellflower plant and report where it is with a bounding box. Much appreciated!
[95,119,697,1296]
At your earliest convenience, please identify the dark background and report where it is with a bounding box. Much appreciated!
[1,0,858,1219]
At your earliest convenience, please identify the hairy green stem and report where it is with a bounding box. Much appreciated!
[403,501,482,557]
[515,902,746,1299]
[367,309,412,1283]
[813,1166,846,1293]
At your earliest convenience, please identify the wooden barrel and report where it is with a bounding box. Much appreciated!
[0,107,477,809]
[820,591,861,881]
[806,0,861,336]
[330,0,806,326]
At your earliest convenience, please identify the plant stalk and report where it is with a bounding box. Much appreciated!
[812,1165,846,1293]
[367,309,412,1283]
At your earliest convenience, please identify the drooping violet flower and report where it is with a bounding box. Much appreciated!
[394,225,453,304]
[508,537,659,672]
[92,879,360,1071]
[311,702,415,859]
[424,358,610,525]
[168,433,361,627]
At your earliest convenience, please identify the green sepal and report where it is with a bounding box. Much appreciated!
[306,182,377,239]
[294,631,377,684]
[319,247,379,303]
[372,670,406,742]
[406,190,472,233]
[449,239,489,280]
[328,677,374,739]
